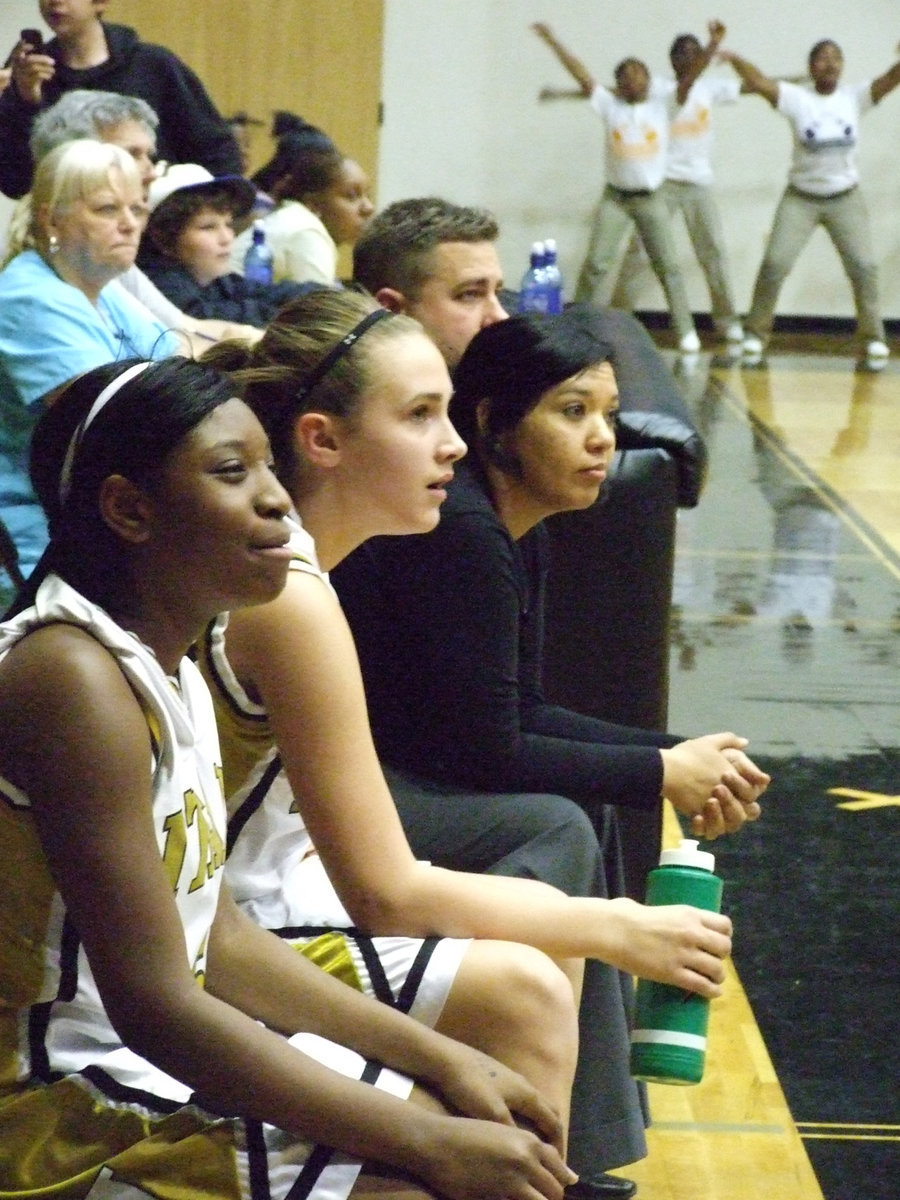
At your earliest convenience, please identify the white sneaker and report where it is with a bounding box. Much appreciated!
[866,339,889,358]
[678,330,701,354]
[742,335,764,356]
[724,322,744,343]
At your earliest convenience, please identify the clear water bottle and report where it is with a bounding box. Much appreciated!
[542,237,564,314]
[518,240,549,313]
[630,839,725,1085]
[244,220,274,284]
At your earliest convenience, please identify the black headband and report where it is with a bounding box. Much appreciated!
[294,307,392,403]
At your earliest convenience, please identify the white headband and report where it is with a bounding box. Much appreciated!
[58,361,153,504]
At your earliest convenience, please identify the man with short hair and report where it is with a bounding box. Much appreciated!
[0,0,241,199]
[353,196,507,368]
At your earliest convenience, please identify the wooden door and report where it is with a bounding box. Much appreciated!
[111,0,383,275]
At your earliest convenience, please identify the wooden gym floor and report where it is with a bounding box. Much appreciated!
[614,332,899,1200]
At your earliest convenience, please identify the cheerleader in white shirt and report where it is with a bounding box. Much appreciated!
[723,39,900,361]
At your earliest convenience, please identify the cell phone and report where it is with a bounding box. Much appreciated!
[20,29,44,52]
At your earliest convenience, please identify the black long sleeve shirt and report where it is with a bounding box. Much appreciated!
[331,459,679,811]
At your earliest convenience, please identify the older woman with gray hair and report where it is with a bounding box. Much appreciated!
[0,138,178,577]
[24,89,260,349]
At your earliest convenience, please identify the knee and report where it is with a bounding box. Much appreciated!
[756,251,791,287]
[488,943,581,1058]
[847,257,879,288]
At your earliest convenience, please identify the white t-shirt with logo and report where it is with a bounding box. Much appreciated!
[667,75,741,186]
[777,79,873,196]
[589,77,677,191]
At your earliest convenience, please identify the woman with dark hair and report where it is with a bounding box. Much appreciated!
[331,309,768,1194]
[334,308,766,834]
[722,39,900,362]
[0,355,576,1200]
[232,116,374,284]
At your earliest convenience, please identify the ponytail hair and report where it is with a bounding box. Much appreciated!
[201,289,421,498]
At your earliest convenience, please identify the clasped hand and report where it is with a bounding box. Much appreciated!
[661,732,770,839]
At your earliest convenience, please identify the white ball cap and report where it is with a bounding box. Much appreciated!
[146,162,256,219]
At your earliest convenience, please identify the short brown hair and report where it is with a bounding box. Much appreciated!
[353,196,499,300]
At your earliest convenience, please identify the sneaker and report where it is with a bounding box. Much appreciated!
[678,330,701,354]
[724,321,744,343]
[861,355,888,373]
[866,339,889,358]
[742,334,764,356]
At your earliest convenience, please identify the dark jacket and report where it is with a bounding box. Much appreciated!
[137,250,319,325]
[0,23,241,198]
[331,458,679,809]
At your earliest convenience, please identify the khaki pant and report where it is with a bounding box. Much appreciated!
[745,184,884,345]
[575,184,696,339]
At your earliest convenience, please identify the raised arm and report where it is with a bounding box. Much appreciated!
[719,48,780,106]
[538,86,589,102]
[531,21,595,97]
[675,18,728,104]
[0,36,56,198]
[871,48,900,103]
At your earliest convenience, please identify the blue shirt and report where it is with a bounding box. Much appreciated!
[0,249,178,576]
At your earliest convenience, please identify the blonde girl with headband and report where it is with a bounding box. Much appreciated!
[197,290,735,1151]
[200,290,581,1132]
[0,355,576,1200]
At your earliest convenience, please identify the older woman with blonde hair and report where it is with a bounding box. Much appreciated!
[0,137,178,576]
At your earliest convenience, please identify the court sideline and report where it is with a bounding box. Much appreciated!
[620,343,899,1199]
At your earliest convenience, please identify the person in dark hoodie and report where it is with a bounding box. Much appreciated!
[0,1,241,199]
[139,162,321,325]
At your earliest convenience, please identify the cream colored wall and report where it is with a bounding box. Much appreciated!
[378,0,900,321]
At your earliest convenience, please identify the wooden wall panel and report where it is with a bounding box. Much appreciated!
[110,1,383,181]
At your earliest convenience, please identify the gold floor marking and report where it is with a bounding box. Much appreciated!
[624,805,826,1199]
[828,787,900,810]
[796,1122,900,1142]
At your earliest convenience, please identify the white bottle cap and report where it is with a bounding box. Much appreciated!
[544,237,557,253]
[658,838,715,872]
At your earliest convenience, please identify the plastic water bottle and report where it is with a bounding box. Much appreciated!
[542,237,564,314]
[518,241,549,313]
[630,839,725,1085]
[244,220,274,284]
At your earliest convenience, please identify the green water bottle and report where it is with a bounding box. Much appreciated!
[630,838,724,1085]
